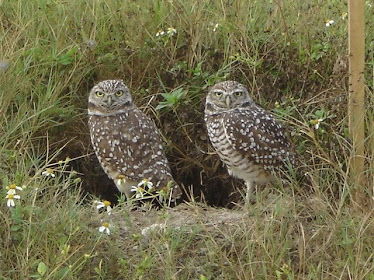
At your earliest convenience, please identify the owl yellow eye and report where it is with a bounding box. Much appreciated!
[234,91,243,97]
[95,91,104,97]
[214,91,223,97]
[115,90,124,97]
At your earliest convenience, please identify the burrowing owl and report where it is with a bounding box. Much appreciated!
[204,81,296,202]
[88,80,181,201]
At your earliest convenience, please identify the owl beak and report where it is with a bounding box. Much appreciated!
[107,95,112,106]
[225,96,231,107]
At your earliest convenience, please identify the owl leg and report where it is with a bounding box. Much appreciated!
[245,181,255,204]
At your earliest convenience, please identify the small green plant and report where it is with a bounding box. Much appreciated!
[53,46,80,66]
[156,87,187,111]
[135,255,153,279]
[299,40,331,63]
[30,262,48,280]
[273,97,300,119]
[308,108,335,133]
[275,263,294,280]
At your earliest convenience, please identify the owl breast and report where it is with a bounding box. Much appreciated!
[205,114,274,185]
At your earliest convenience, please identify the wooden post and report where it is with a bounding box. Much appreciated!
[348,0,366,205]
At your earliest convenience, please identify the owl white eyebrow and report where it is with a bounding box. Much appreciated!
[213,89,225,94]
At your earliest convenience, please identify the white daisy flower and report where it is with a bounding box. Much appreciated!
[98,222,111,235]
[42,168,55,177]
[166,27,177,36]
[325,19,334,27]
[6,184,23,195]
[130,179,154,199]
[95,200,112,215]
[310,118,324,130]
[116,174,126,186]
[138,179,153,191]
[6,193,21,207]
[156,30,165,37]
[130,185,145,199]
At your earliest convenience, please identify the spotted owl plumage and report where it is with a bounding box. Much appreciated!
[88,80,181,201]
[204,80,296,201]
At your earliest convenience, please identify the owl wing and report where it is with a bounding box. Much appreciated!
[116,108,173,185]
[223,106,293,168]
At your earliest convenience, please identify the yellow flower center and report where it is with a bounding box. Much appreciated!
[7,194,14,199]
[102,222,109,228]
[103,200,111,207]
[8,184,17,190]
[46,168,53,174]
[310,119,320,125]
[118,175,125,179]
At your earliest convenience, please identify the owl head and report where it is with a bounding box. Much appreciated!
[205,81,255,114]
[88,80,132,116]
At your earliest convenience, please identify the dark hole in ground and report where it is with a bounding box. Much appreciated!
[70,151,241,208]
[60,131,242,208]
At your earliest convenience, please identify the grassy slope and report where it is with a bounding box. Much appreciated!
[0,0,374,279]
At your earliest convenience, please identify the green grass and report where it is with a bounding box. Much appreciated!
[1,0,374,279]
